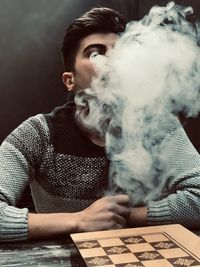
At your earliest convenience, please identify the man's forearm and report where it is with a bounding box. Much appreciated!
[28,213,79,240]
[28,195,131,240]
[128,206,148,227]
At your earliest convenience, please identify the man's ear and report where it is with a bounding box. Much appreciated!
[62,72,75,91]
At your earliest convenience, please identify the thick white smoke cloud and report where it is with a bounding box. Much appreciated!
[75,2,200,204]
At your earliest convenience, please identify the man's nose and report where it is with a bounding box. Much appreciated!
[105,48,113,57]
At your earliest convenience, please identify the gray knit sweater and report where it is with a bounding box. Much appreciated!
[0,103,200,241]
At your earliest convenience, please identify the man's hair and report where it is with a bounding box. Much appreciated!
[62,7,127,71]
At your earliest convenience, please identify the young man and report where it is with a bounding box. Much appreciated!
[0,7,200,242]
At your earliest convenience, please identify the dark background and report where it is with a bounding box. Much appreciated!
[0,0,200,150]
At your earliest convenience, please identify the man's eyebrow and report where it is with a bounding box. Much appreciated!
[83,44,106,54]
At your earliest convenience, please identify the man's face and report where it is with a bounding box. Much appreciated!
[73,32,118,90]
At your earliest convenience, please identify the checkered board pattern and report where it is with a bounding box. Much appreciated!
[71,224,200,267]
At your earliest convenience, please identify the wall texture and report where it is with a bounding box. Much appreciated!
[0,0,199,150]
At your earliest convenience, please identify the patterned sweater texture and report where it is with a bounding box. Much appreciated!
[0,102,200,241]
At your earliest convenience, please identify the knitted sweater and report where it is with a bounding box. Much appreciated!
[0,103,200,241]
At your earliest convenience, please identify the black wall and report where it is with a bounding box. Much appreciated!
[0,0,199,150]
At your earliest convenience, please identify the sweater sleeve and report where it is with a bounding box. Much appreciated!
[0,114,48,241]
[147,121,200,229]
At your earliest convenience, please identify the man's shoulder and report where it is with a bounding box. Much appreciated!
[19,113,49,136]
[47,102,74,118]
[20,102,73,132]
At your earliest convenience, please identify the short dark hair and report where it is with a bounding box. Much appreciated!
[62,7,127,71]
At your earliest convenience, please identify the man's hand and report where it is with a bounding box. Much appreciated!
[76,195,131,232]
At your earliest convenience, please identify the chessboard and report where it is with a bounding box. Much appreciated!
[71,224,200,267]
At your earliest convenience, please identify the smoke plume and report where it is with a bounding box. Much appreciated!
[75,2,200,205]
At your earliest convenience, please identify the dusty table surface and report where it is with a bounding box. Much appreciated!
[0,236,86,267]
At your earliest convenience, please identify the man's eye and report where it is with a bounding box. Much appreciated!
[90,51,100,58]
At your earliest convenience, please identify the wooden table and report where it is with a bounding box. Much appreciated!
[1,230,200,267]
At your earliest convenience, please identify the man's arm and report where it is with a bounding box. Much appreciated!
[28,195,130,240]
[128,122,200,229]
[0,115,48,241]
[0,140,30,241]
[147,123,200,228]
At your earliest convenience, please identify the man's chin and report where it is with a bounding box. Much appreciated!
[75,107,105,140]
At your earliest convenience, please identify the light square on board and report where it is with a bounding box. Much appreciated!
[109,253,139,264]
[98,238,124,247]
[127,243,155,253]
[79,247,106,258]
[115,263,145,267]
[142,259,174,267]
[142,234,169,243]
[158,248,189,258]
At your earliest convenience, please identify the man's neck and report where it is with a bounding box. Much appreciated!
[74,108,106,147]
